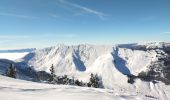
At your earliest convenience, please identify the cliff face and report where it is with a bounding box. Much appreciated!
[138,48,170,84]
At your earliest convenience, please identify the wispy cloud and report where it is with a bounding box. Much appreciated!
[0,12,38,19]
[0,35,31,45]
[141,16,158,21]
[41,33,78,38]
[0,35,31,40]
[162,32,170,34]
[71,3,107,20]
[57,0,107,20]
[0,40,12,44]
[49,14,60,19]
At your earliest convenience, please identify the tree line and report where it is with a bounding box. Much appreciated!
[48,64,103,88]
[5,64,104,88]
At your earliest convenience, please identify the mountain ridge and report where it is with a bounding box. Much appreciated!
[0,42,170,100]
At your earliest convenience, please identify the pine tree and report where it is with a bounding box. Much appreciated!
[75,79,81,86]
[6,63,16,78]
[89,73,95,87]
[49,64,55,82]
[63,75,69,84]
[89,73,103,88]
[70,76,75,85]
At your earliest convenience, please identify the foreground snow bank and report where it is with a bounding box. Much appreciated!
[0,75,152,100]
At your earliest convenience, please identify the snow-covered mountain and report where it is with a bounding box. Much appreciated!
[0,48,35,80]
[1,42,170,100]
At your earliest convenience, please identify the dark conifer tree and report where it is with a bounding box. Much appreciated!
[89,73,103,88]
[6,63,16,78]
[89,73,95,87]
[49,64,55,82]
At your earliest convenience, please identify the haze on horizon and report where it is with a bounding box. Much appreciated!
[0,0,170,49]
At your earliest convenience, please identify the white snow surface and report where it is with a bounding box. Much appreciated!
[20,44,158,87]
[1,42,170,100]
[0,75,169,100]
[23,44,157,74]
[0,52,28,60]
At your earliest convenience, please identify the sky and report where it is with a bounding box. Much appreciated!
[0,0,170,49]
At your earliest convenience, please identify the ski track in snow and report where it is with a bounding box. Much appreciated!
[155,84,168,100]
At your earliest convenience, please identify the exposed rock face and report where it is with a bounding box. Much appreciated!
[138,47,170,84]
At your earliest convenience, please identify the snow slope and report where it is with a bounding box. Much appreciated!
[19,44,157,86]
[20,44,157,75]
[0,75,163,100]
[1,42,170,100]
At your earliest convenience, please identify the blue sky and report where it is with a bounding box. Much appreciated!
[0,0,170,49]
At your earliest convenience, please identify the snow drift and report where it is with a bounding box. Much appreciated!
[0,75,151,100]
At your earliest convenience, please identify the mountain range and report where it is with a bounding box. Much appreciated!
[0,42,170,100]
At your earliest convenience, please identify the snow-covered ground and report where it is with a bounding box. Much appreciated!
[0,52,28,60]
[0,75,161,100]
[0,42,170,100]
